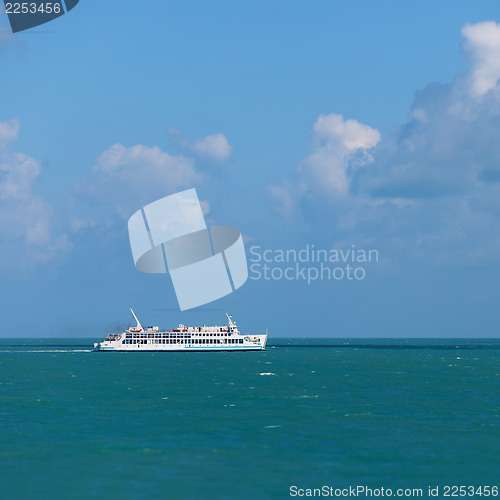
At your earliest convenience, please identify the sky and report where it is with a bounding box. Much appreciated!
[1,0,500,337]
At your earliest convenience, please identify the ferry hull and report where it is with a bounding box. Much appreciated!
[94,344,266,352]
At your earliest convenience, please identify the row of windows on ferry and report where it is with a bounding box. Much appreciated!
[125,333,232,338]
[122,338,244,345]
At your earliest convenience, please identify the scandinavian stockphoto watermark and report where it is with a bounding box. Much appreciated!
[127,189,378,311]
[128,189,248,312]
[249,244,379,284]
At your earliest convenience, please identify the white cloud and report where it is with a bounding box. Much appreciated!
[0,119,71,271]
[462,21,500,97]
[69,217,98,233]
[191,133,233,163]
[267,180,306,217]
[0,118,19,146]
[269,114,380,214]
[300,114,380,194]
[167,127,233,163]
[75,143,201,217]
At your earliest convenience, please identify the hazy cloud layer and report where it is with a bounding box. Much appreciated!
[0,119,71,271]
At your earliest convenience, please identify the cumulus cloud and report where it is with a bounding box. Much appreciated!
[0,119,71,271]
[300,114,380,194]
[269,113,380,214]
[269,21,500,264]
[75,143,201,217]
[355,21,500,200]
[167,127,233,163]
[190,132,233,162]
[462,21,500,97]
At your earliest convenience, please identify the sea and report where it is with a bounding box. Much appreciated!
[0,338,498,500]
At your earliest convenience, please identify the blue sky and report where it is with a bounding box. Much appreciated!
[2,1,500,337]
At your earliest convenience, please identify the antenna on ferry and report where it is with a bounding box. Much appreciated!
[130,308,143,332]
[226,313,235,327]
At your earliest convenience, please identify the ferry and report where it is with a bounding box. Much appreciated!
[94,309,267,352]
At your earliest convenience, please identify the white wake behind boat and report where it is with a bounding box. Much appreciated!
[94,309,267,352]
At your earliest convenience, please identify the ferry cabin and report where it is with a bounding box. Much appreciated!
[121,326,249,347]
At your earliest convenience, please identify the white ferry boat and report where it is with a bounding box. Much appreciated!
[94,309,267,352]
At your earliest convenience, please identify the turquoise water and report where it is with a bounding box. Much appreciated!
[0,338,498,499]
